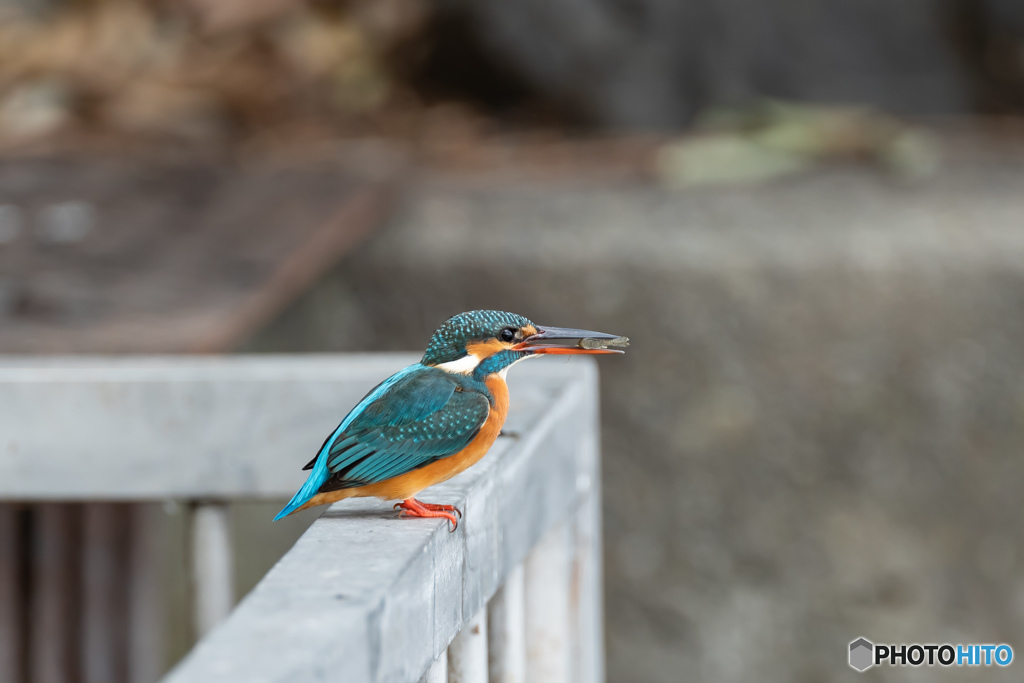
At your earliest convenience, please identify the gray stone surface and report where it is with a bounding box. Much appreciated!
[163,359,600,683]
[251,157,1024,682]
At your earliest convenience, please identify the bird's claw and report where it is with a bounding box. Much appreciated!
[393,502,461,518]
[393,499,460,532]
[421,502,462,519]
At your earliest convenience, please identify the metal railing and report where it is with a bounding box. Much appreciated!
[0,354,603,683]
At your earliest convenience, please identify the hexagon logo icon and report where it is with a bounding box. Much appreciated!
[849,637,874,672]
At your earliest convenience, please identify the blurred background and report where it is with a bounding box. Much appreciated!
[2,0,1024,681]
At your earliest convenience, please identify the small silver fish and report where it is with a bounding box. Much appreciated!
[579,336,630,350]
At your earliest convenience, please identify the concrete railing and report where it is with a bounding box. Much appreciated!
[0,354,603,683]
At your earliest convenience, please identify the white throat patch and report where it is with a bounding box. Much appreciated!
[436,354,481,374]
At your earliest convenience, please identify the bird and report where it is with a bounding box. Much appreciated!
[274,310,626,529]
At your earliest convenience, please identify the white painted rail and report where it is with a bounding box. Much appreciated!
[0,355,604,683]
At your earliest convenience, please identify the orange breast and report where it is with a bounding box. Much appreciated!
[298,375,510,510]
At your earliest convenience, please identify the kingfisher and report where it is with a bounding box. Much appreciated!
[274,310,627,529]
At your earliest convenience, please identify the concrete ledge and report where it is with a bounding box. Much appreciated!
[162,358,599,682]
[0,354,583,500]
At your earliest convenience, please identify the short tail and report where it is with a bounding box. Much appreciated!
[274,455,330,521]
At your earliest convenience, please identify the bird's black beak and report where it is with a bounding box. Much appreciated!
[511,325,629,355]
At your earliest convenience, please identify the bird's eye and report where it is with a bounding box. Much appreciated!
[499,327,516,343]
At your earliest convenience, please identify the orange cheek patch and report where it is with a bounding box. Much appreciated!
[521,324,538,338]
[466,339,508,358]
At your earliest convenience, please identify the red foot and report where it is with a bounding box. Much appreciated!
[418,502,462,518]
[393,498,460,531]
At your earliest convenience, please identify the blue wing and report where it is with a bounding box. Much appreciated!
[274,364,489,519]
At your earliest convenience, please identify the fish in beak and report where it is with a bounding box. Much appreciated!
[512,326,629,355]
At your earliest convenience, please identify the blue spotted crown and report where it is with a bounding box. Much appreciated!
[423,310,534,365]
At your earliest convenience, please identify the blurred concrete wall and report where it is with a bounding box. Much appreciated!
[247,158,1024,682]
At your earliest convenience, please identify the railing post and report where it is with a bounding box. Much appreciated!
[129,504,164,683]
[488,563,526,683]
[31,504,81,683]
[191,502,234,639]
[525,522,572,683]
[0,504,21,683]
[448,606,488,683]
[572,391,604,683]
[82,503,130,683]
[572,490,604,683]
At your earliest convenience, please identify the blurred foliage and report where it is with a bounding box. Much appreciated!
[0,0,430,146]
[656,101,943,188]
[0,0,1015,155]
